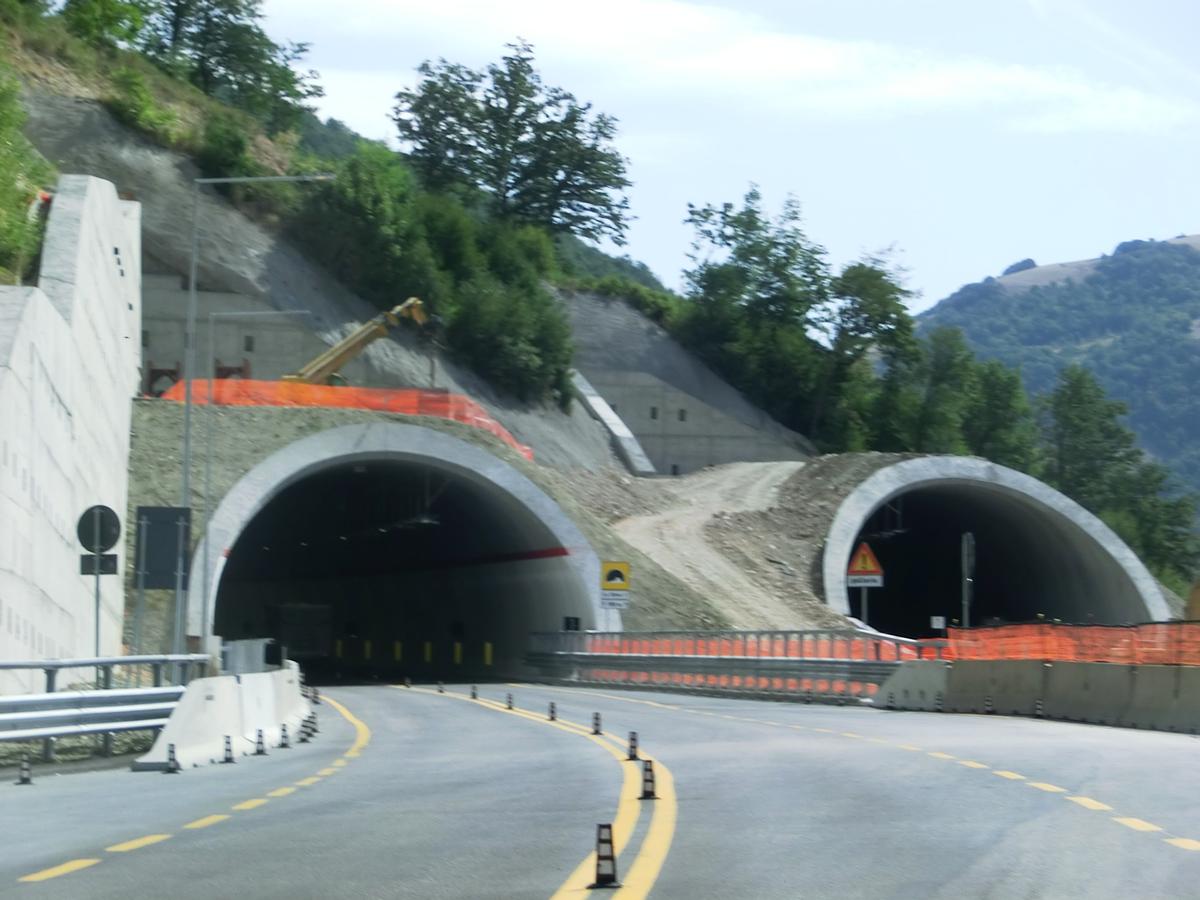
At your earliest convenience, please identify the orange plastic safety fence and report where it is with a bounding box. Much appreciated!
[944,622,1200,666]
[161,379,534,461]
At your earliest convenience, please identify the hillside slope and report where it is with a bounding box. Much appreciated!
[921,239,1200,494]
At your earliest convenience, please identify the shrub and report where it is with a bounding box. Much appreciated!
[106,67,177,143]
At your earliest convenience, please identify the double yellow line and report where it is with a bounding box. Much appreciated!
[400,686,676,898]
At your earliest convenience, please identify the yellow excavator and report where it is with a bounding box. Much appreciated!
[283,297,429,385]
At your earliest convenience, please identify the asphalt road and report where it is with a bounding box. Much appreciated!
[2,683,1199,898]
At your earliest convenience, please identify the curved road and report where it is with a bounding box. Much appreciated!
[3,683,1199,898]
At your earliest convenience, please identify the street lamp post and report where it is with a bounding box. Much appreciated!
[200,309,311,652]
[175,173,333,655]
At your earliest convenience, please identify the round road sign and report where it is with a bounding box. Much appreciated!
[77,505,121,553]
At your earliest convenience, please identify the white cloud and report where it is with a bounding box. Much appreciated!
[268,0,1200,137]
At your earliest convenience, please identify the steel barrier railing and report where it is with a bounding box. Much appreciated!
[0,654,209,761]
[527,630,949,701]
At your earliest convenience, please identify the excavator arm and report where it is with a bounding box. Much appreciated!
[283,297,428,385]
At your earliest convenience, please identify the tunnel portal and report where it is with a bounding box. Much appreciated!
[824,459,1169,638]
[193,424,602,680]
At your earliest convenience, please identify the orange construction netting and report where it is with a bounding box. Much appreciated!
[944,622,1200,666]
[160,379,533,461]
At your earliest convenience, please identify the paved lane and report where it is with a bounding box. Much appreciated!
[4,682,1199,898]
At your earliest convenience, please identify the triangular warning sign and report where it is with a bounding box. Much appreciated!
[848,542,883,576]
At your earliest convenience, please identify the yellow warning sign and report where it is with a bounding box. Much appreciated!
[848,542,883,576]
[601,561,631,591]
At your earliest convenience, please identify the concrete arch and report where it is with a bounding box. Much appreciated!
[821,457,1169,627]
[188,422,609,658]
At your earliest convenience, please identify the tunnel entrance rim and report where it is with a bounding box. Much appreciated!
[821,457,1169,623]
[187,422,608,651]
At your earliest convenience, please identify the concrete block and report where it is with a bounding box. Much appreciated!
[1125,665,1194,733]
[1044,662,1133,725]
[239,672,280,746]
[874,661,950,711]
[133,675,245,770]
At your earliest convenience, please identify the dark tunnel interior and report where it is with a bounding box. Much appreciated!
[214,460,592,681]
[847,484,1145,637]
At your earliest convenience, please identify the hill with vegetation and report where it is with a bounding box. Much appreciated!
[921,240,1200,498]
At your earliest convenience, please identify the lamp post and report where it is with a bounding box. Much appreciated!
[175,173,333,655]
[200,309,311,652]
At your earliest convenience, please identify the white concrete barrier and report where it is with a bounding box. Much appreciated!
[133,675,245,771]
[134,663,310,771]
[874,661,950,711]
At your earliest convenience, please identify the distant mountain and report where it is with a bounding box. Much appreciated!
[920,236,1200,494]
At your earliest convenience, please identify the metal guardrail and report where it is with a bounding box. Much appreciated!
[0,655,208,761]
[527,630,944,702]
[0,654,210,693]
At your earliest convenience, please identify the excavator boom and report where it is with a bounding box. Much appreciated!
[283,297,426,385]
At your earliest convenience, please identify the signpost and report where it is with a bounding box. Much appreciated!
[961,532,976,629]
[847,542,884,627]
[600,561,631,610]
[77,505,121,658]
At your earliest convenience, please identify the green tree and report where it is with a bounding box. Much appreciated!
[962,359,1039,471]
[140,0,322,132]
[62,0,146,46]
[912,327,976,453]
[392,41,630,243]
[1041,364,1139,511]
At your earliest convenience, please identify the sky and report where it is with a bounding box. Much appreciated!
[262,0,1200,312]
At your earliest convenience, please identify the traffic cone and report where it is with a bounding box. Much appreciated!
[299,719,311,743]
[549,701,557,721]
[15,755,31,786]
[984,695,994,715]
[506,693,514,710]
[255,728,267,756]
[404,676,412,688]
[222,735,235,764]
[437,681,444,694]
[592,712,602,735]
[312,687,321,705]
[280,724,291,749]
[165,743,182,774]
[470,685,477,700]
[589,823,620,888]
[627,731,638,760]
[309,711,319,734]
[640,760,657,799]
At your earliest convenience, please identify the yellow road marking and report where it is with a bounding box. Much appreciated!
[183,815,230,830]
[404,685,674,899]
[508,683,681,711]
[19,859,101,882]
[841,732,862,739]
[1166,837,1200,851]
[614,755,677,899]
[332,759,347,768]
[928,752,956,760]
[295,776,322,786]
[1113,817,1162,832]
[1028,782,1068,793]
[897,744,922,751]
[232,798,268,811]
[958,760,988,769]
[1067,796,1112,811]
[267,787,296,798]
[813,728,835,734]
[106,834,172,853]
[993,771,1025,780]
[318,767,338,776]
[323,694,371,757]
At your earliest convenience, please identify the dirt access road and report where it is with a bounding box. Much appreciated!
[615,462,822,629]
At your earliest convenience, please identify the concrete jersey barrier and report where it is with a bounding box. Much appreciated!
[135,664,310,771]
[877,659,1200,735]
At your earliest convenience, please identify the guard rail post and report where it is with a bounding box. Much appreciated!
[152,663,164,687]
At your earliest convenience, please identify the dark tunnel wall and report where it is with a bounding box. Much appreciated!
[824,459,1169,637]
[190,423,604,677]
[214,459,592,678]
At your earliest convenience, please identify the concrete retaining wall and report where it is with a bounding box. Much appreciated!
[878,659,1200,734]
[134,661,309,770]
[0,176,141,693]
